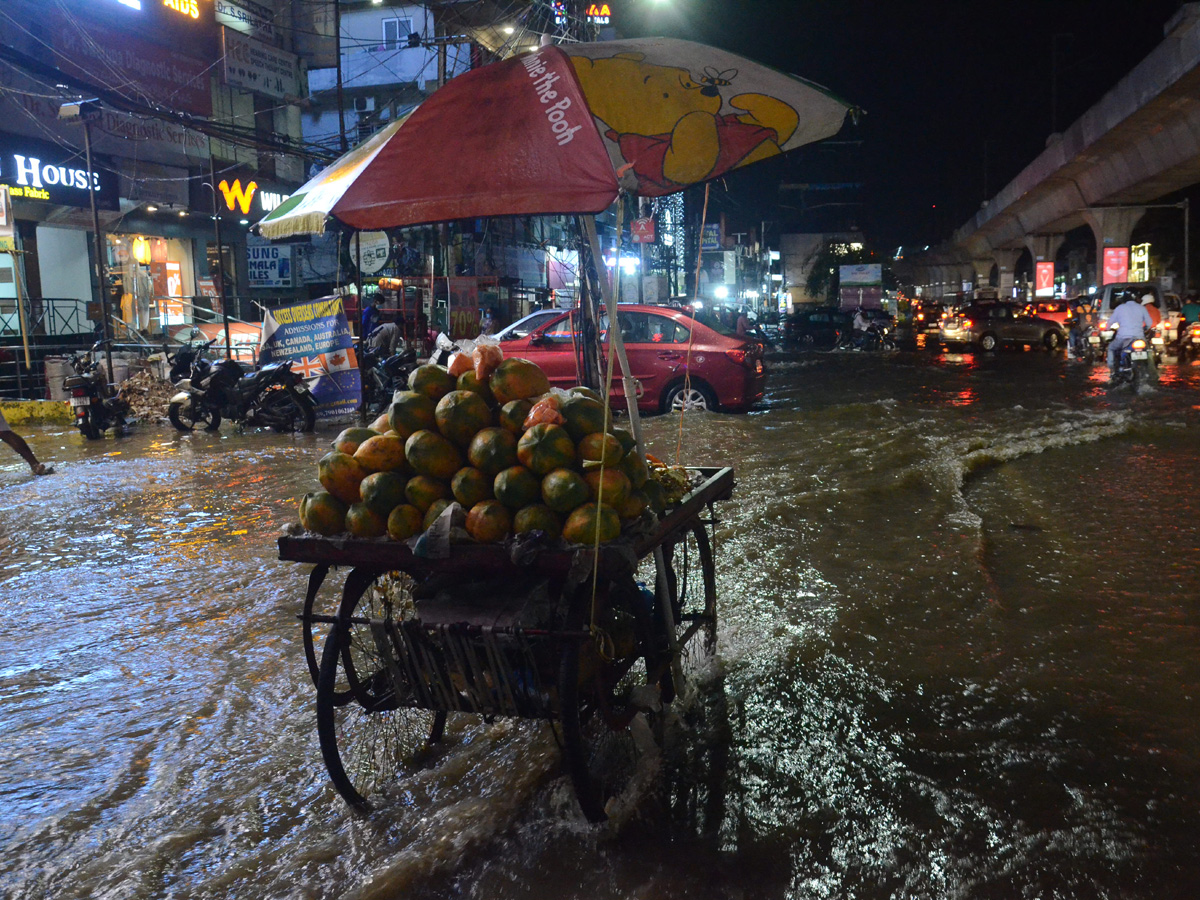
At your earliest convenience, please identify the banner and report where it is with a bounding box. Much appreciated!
[259,296,360,421]
[1035,261,1055,297]
[1103,247,1129,285]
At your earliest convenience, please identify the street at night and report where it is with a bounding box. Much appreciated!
[5,347,1200,898]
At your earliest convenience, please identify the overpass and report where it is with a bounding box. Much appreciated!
[908,3,1200,299]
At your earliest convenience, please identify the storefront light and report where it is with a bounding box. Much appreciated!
[132,236,151,264]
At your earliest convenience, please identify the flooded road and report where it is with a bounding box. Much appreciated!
[3,345,1200,899]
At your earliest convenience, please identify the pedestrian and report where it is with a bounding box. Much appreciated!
[736,308,750,335]
[360,300,381,339]
[0,408,53,476]
[480,306,497,336]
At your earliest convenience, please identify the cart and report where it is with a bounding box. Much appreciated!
[279,466,734,822]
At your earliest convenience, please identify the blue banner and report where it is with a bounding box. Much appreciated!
[259,296,360,421]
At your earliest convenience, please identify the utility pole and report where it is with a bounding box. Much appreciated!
[335,0,348,153]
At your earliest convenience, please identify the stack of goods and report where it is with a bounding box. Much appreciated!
[298,350,671,545]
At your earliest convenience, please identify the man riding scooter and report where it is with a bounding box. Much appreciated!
[1106,293,1155,383]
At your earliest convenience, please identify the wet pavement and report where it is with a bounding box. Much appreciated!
[3,343,1200,899]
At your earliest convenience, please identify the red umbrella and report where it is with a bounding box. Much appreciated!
[258,37,852,237]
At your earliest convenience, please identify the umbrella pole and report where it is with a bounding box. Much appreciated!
[583,209,683,692]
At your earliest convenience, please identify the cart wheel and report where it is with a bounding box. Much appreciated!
[558,578,657,823]
[315,569,443,812]
[654,525,718,702]
[301,563,331,690]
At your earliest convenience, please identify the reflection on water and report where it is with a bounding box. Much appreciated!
[3,349,1200,899]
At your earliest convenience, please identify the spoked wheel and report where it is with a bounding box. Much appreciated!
[168,398,220,432]
[559,578,658,823]
[316,568,446,812]
[257,385,317,433]
[635,523,718,703]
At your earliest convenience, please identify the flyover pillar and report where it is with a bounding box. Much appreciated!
[993,248,1022,296]
[1024,234,1065,265]
[1082,207,1146,281]
[970,258,995,291]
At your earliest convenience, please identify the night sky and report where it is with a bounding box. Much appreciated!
[617,0,1185,251]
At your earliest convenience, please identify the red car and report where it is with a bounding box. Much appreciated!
[498,304,766,413]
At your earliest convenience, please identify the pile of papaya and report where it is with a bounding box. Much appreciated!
[298,353,669,545]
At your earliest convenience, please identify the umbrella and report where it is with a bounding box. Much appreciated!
[258,37,852,237]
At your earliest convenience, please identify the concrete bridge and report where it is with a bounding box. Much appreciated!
[907,3,1200,299]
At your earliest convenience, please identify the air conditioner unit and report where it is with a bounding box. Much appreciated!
[353,96,375,112]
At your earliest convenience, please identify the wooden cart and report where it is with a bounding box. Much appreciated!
[279,466,734,822]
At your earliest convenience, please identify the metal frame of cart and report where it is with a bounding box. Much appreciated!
[279,466,733,822]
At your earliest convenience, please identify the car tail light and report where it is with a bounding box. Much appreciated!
[755,358,764,375]
[962,319,973,329]
[1132,338,1147,350]
[725,348,750,367]
[916,313,925,321]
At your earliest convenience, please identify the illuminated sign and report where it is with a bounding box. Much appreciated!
[1102,246,1129,285]
[553,2,613,26]
[1035,261,1055,297]
[219,178,258,214]
[162,0,199,19]
[117,0,142,8]
[1130,242,1151,282]
[0,134,118,209]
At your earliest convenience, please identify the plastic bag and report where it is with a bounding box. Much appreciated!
[473,334,504,382]
[522,387,572,429]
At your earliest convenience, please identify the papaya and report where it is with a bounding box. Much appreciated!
[369,411,392,433]
[467,426,519,476]
[610,427,637,456]
[434,390,493,447]
[388,390,438,439]
[619,449,649,489]
[457,370,496,406]
[577,432,623,467]
[489,358,550,405]
[354,433,408,473]
[332,426,379,456]
[405,429,463,480]
[465,500,512,543]
[498,399,533,434]
[359,470,408,517]
[408,364,457,402]
[493,465,541,509]
[345,502,388,538]
[584,468,631,510]
[423,499,452,530]
[513,504,563,540]
[451,466,493,508]
[559,394,609,442]
[541,467,589,514]
[318,451,370,505]
[616,490,648,520]
[299,490,347,536]
[516,423,575,476]
[562,502,620,544]
[405,475,450,513]
[387,504,423,541]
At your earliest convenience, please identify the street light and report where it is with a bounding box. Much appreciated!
[58,99,114,382]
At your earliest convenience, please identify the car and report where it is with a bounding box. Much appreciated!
[912,302,948,333]
[495,309,565,342]
[1088,283,1174,362]
[783,307,851,347]
[500,304,766,413]
[1022,300,1072,327]
[939,303,1067,351]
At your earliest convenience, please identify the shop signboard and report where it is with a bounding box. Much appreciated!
[216,0,275,42]
[350,231,391,275]
[51,10,213,116]
[259,297,360,421]
[222,28,302,100]
[701,223,722,251]
[247,234,295,288]
[631,216,655,244]
[1103,246,1129,285]
[0,186,14,251]
[0,132,119,210]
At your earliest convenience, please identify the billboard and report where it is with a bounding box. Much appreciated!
[1103,247,1129,285]
[259,297,360,422]
[1035,261,1055,297]
[839,263,882,309]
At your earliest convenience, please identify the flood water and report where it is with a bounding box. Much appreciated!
[3,344,1200,899]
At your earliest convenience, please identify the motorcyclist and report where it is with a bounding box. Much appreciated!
[1105,293,1154,376]
[1067,300,1094,360]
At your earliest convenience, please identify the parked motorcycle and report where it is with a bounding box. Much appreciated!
[168,354,317,433]
[1177,321,1200,363]
[166,337,217,384]
[64,340,131,440]
[360,345,418,419]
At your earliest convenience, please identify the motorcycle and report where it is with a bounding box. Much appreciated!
[169,353,317,433]
[1109,335,1153,390]
[360,344,418,419]
[835,322,897,352]
[166,337,217,384]
[63,340,131,440]
[1177,320,1200,363]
